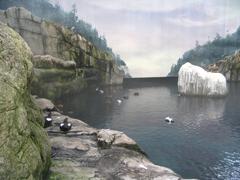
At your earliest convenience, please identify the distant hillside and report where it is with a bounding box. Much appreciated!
[0,0,113,55]
[168,26,240,76]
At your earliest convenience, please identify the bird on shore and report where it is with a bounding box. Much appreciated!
[165,117,174,123]
[44,111,52,128]
[60,118,72,132]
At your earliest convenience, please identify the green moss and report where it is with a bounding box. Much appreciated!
[0,22,51,179]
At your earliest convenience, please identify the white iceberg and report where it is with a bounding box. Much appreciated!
[178,62,228,96]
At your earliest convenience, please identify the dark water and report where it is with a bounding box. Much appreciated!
[57,80,240,180]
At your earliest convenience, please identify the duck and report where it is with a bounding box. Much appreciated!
[96,87,104,94]
[44,111,52,128]
[134,92,139,96]
[116,99,122,104]
[60,118,72,132]
[99,90,104,94]
[165,117,174,123]
[123,96,129,99]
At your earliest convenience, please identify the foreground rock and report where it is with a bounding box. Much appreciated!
[0,22,51,179]
[178,63,228,96]
[207,50,240,81]
[35,98,189,179]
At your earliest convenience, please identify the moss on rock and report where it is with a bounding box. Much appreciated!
[0,22,51,179]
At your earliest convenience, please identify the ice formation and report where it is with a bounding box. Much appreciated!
[178,62,228,96]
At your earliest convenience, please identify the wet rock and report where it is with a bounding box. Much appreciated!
[33,99,191,179]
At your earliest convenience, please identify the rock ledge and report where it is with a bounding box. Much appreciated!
[35,98,192,180]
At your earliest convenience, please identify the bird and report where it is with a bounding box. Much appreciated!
[165,117,174,123]
[60,118,72,132]
[44,111,52,128]
[99,90,104,94]
[116,99,122,104]
[134,92,139,96]
[96,87,99,91]
[123,96,129,99]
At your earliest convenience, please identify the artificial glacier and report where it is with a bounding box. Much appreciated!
[178,62,228,96]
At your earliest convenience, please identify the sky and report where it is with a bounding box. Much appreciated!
[51,0,240,77]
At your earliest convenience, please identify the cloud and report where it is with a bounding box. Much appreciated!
[51,0,240,77]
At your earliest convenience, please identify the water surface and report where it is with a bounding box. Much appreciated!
[57,80,240,180]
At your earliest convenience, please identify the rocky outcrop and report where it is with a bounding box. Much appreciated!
[33,98,189,180]
[0,7,124,99]
[0,22,51,179]
[178,63,228,96]
[207,51,240,81]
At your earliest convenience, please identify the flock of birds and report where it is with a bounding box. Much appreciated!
[95,87,174,124]
[44,111,72,132]
[95,87,139,105]
[43,87,174,130]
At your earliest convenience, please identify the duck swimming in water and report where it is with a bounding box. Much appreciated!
[60,118,72,132]
[116,99,122,104]
[123,96,129,99]
[44,111,52,128]
[134,92,139,96]
[165,117,174,123]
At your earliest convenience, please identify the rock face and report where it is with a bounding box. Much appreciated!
[178,63,228,96]
[207,51,240,81]
[33,98,188,180]
[0,22,51,179]
[0,7,124,98]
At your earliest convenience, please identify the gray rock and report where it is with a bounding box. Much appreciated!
[34,99,192,179]
[207,51,240,81]
[33,55,76,69]
[34,98,55,111]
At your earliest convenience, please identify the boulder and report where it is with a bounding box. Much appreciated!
[0,22,51,179]
[178,63,228,96]
[34,98,55,111]
[97,129,138,150]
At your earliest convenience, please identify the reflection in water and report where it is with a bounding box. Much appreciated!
[57,81,240,180]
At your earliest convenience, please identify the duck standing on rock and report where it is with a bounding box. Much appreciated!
[44,111,52,128]
[60,118,72,132]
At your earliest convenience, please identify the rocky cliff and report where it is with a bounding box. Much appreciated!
[207,51,240,81]
[0,22,51,179]
[0,7,124,98]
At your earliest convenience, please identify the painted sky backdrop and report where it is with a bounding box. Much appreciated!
[51,0,240,77]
